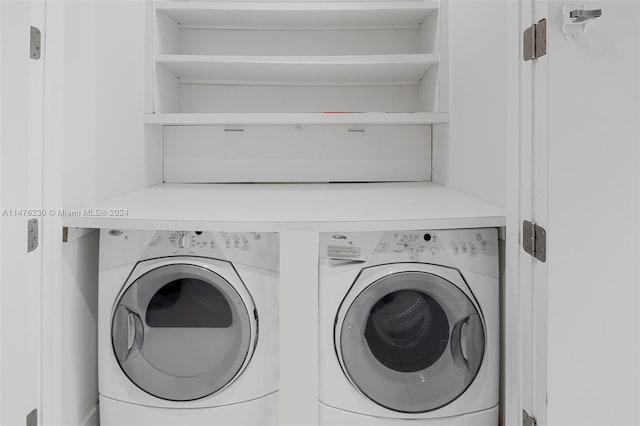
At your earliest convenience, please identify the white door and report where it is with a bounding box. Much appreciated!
[530,1,640,425]
[0,0,46,424]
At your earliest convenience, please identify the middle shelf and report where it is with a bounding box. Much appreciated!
[156,54,438,84]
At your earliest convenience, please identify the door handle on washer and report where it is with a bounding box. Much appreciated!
[451,314,485,373]
[451,317,470,371]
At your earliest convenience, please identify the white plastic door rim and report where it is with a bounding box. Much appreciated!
[337,271,485,413]
[112,263,253,401]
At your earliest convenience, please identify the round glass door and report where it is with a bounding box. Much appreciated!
[112,263,254,401]
[338,271,485,413]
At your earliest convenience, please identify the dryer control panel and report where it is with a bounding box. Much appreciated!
[141,231,278,271]
[99,229,279,272]
[167,231,217,250]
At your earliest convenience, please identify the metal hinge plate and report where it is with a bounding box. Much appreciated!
[523,220,547,262]
[523,18,547,61]
[27,218,39,253]
[523,409,537,426]
[30,26,41,60]
[26,409,37,426]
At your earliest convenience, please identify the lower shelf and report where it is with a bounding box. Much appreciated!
[143,112,449,126]
[61,182,505,232]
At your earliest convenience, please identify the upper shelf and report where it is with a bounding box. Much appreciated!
[157,54,438,84]
[61,182,505,232]
[156,1,439,29]
[143,112,449,126]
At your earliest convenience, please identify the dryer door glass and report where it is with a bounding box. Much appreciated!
[339,271,485,413]
[112,264,253,401]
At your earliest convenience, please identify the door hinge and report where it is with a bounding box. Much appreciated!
[523,220,546,262]
[523,409,537,426]
[26,409,37,426]
[523,18,547,61]
[30,26,41,60]
[27,218,39,253]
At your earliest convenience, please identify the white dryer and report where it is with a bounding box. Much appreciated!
[319,229,499,425]
[98,230,279,426]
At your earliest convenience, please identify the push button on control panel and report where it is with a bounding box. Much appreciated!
[220,232,263,251]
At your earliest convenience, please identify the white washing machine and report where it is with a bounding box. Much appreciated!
[98,230,279,426]
[319,229,500,425]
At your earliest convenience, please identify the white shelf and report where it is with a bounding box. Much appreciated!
[156,1,439,29]
[62,182,505,232]
[143,112,449,126]
[157,54,438,84]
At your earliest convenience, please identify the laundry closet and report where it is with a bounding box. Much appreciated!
[1,1,639,426]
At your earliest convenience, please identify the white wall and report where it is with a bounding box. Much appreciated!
[545,1,640,424]
[42,1,161,425]
[62,0,161,208]
[433,0,508,208]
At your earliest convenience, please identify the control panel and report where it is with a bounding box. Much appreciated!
[100,229,279,272]
[220,232,260,251]
[374,230,494,259]
[167,231,217,251]
[376,230,497,260]
[146,231,270,256]
[142,230,279,271]
[145,231,223,259]
[320,229,499,277]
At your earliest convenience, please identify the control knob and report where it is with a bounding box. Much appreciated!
[178,233,190,249]
[403,240,423,256]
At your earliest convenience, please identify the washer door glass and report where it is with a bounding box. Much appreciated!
[339,271,485,413]
[112,263,253,401]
